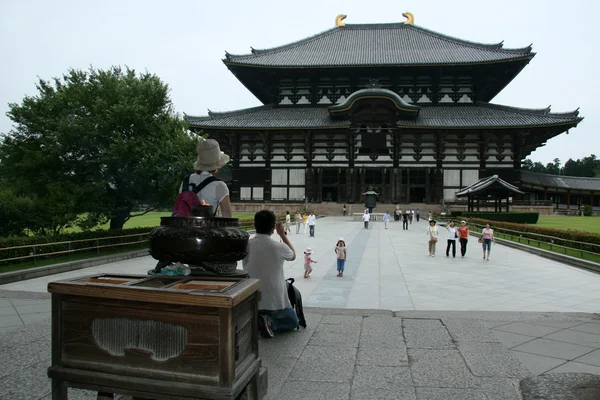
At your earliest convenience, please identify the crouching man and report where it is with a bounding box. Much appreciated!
[243,210,298,338]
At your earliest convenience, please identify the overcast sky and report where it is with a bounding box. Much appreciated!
[0,0,597,165]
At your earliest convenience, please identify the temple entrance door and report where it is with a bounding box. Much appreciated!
[322,187,338,202]
[410,187,426,203]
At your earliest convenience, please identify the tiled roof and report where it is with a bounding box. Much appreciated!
[456,175,524,197]
[224,23,534,67]
[185,103,581,130]
[520,171,600,191]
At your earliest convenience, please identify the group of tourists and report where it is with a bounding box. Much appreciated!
[289,211,316,236]
[426,219,496,260]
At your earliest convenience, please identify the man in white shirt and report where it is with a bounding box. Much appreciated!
[243,210,298,338]
[307,212,316,237]
[362,210,371,229]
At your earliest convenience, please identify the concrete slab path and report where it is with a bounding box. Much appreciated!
[2,217,599,314]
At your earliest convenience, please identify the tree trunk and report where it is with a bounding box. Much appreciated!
[109,207,132,230]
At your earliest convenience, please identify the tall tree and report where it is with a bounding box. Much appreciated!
[0,66,197,232]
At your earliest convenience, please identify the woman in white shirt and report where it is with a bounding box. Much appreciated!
[445,220,458,258]
[180,139,232,218]
[427,219,440,257]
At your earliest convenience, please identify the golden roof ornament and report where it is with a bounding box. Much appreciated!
[402,12,414,25]
[335,14,347,27]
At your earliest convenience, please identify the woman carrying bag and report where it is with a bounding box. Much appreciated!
[427,220,440,257]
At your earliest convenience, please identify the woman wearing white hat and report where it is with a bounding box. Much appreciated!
[179,139,232,218]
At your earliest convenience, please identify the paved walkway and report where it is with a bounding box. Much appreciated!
[3,217,600,314]
[2,217,600,398]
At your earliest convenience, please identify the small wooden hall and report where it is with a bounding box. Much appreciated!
[456,175,525,212]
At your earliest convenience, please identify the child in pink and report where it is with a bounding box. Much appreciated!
[303,248,317,278]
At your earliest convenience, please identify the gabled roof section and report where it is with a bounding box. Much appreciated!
[185,102,582,130]
[520,171,600,192]
[456,175,525,197]
[328,88,421,118]
[224,23,534,67]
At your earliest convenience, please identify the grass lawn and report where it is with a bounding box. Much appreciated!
[536,216,600,235]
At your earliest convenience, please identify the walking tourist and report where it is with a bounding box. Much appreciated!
[243,210,298,338]
[445,220,458,258]
[427,211,433,221]
[343,204,347,216]
[402,210,409,230]
[481,222,496,261]
[409,210,414,224]
[334,238,347,277]
[458,220,470,257]
[180,138,232,217]
[295,212,302,234]
[394,208,401,221]
[303,247,317,278]
[302,213,308,234]
[363,210,371,229]
[285,211,291,234]
[427,219,440,257]
[307,212,316,237]
[383,211,391,229]
[416,208,420,222]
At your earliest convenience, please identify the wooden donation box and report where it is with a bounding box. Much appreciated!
[47,274,261,400]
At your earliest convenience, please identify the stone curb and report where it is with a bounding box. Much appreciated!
[471,233,600,275]
[0,249,149,285]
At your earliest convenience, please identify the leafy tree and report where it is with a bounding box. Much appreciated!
[545,158,561,175]
[522,158,549,173]
[1,66,197,232]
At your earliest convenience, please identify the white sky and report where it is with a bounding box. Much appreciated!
[0,0,597,165]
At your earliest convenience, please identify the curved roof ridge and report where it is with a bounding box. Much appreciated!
[225,23,533,62]
[225,26,338,60]
[477,102,580,119]
[187,104,274,120]
[405,24,532,54]
[522,170,600,181]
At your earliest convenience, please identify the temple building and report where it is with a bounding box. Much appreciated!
[186,13,583,206]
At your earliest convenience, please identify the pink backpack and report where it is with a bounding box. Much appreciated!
[172,175,220,217]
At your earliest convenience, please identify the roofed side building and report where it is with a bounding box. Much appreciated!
[186,14,583,206]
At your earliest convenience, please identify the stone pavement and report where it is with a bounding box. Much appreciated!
[1,216,600,398]
[3,217,600,315]
[1,306,600,399]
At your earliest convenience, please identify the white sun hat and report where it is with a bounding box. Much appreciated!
[193,139,230,171]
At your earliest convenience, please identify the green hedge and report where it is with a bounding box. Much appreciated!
[451,212,539,224]
[466,218,600,254]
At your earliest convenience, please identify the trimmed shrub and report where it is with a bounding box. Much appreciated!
[583,204,593,217]
[451,212,539,224]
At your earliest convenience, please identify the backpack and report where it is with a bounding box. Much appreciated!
[286,278,307,329]
[172,174,221,217]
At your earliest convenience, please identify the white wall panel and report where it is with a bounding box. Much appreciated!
[252,187,264,200]
[443,169,460,186]
[289,169,305,185]
[271,187,287,200]
[289,187,305,200]
[240,187,251,200]
[462,170,479,187]
[444,188,457,201]
[271,169,287,185]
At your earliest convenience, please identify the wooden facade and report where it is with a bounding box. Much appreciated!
[187,18,582,205]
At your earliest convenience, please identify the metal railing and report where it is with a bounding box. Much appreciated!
[1,218,259,266]
[463,220,600,261]
[0,233,152,265]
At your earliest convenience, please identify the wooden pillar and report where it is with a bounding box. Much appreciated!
[406,168,411,203]
[425,169,431,203]
[477,198,480,212]
[567,191,571,210]
[305,168,316,202]
[316,168,323,203]
[507,196,510,212]
[398,169,404,203]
